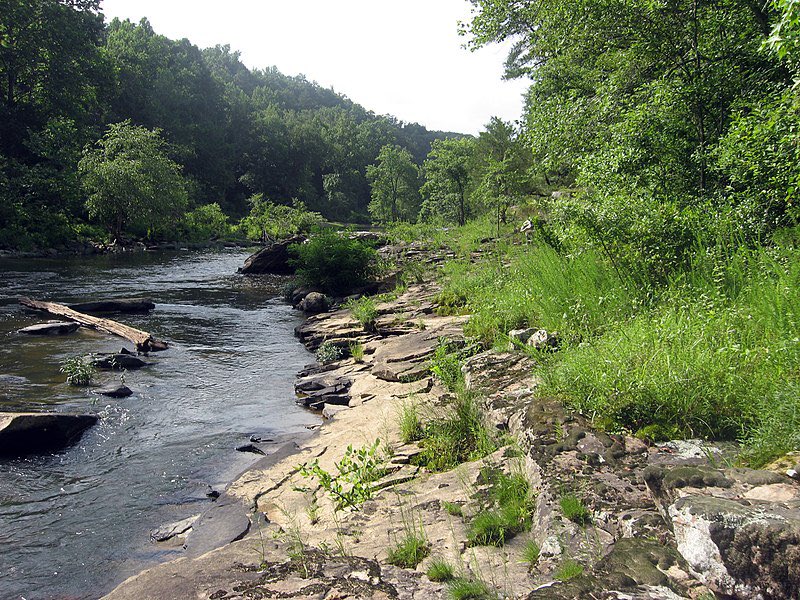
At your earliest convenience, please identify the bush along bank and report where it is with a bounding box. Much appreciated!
[105,227,800,600]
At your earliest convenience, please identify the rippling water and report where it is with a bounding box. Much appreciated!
[0,249,319,600]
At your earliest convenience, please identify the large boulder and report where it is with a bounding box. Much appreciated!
[0,412,98,456]
[238,235,305,275]
[298,291,329,314]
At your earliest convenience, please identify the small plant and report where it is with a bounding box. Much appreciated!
[426,558,455,582]
[349,340,365,362]
[60,355,96,386]
[522,540,540,567]
[345,296,378,331]
[442,501,463,517]
[429,341,465,392]
[448,577,496,600]
[555,559,584,581]
[315,340,344,365]
[468,471,533,547]
[560,493,591,525]
[387,528,429,568]
[399,401,424,443]
[299,439,384,511]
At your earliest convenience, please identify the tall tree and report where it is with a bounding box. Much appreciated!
[78,121,188,239]
[366,145,420,223]
[420,138,475,226]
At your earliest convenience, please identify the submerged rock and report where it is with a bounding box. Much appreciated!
[18,321,80,335]
[92,353,150,370]
[68,298,155,314]
[93,384,133,398]
[0,412,97,456]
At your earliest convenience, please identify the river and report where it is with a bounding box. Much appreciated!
[0,248,319,600]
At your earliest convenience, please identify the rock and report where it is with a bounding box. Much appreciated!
[669,494,800,599]
[18,321,80,335]
[93,384,133,398]
[322,404,348,419]
[0,412,98,456]
[67,298,155,314]
[150,515,200,542]
[298,291,329,314]
[527,328,560,351]
[183,496,252,558]
[238,235,305,275]
[235,444,266,455]
[508,327,536,348]
[92,353,150,370]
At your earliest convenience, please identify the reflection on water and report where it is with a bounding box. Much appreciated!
[0,249,318,599]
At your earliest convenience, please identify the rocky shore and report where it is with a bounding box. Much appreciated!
[103,268,800,599]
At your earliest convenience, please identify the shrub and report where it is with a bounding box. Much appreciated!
[290,229,377,296]
[181,202,231,241]
[60,356,95,386]
[345,296,378,331]
[315,341,344,365]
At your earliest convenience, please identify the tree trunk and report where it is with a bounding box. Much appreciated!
[19,297,168,352]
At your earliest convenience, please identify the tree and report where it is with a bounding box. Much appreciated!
[78,121,187,239]
[420,138,475,226]
[366,144,420,223]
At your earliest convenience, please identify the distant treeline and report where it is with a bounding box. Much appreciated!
[0,1,461,248]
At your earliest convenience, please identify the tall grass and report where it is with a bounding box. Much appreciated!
[436,223,800,466]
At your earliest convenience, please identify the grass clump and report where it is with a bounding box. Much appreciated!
[555,559,584,581]
[448,577,496,600]
[559,493,591,525]
[349,340,365,362]
[60,355,96,386]
[387,529,430,568]
[399,401,424,444]
[522,540,540,567]
[426,558,455,582]
[467,471,534,547]
[345,296,378,331]
[442,501,463,517]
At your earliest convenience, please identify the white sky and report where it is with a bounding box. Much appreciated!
[99,0,530,135]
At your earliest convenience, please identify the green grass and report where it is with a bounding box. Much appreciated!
[426,558,455,582]
[386,530,429,568]
[348,341,365,362]
[442,501,463,517]
[559,493,591,526]
[522,540,540,566]
[345,296,378,331]
[399,401,424,443]
[468,471,534,547]
[555,559,584,581]
[448,577,496,600]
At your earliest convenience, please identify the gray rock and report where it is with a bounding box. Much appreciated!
[183,496,251,558]
[18,321,80,335]
[150,515,200,542]
[527,328,560,351]
[508,327,537,348]
[298,291,329,314]
[238,235,305,275]
[0,412,97,456]
[670,494,800,599]
[93,385,133,398]
[92,353,150,370]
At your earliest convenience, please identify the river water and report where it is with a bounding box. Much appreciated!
[0,249,319,600]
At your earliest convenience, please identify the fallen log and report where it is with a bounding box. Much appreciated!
[18,297,168,352]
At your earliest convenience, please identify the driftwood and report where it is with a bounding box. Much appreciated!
[19,297,168,352]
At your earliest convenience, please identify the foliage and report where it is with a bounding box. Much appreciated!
[426,558,455,582]
[420,138,475,226]
[429,341,467,392]
[181,203,232,241]
[555,560,584,582]
[387,529,430,568]
[60,355,96,386]
[79,121,188,239]
[345,296,378,331]
[238,194,322,242]
[290,229,377,296]
[298,439,384,511]
[442,501,463,517]
[348,341,365,363]
[559,493,591,526]
[315,341,344,365]
[367,144,421,223]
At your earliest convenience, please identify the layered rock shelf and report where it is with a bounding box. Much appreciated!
[104,275,800,599]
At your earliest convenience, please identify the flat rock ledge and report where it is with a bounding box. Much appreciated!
[104,278,800,600]
[0,412,97,456]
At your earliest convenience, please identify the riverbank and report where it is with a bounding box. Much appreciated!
[102,246,800,599]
